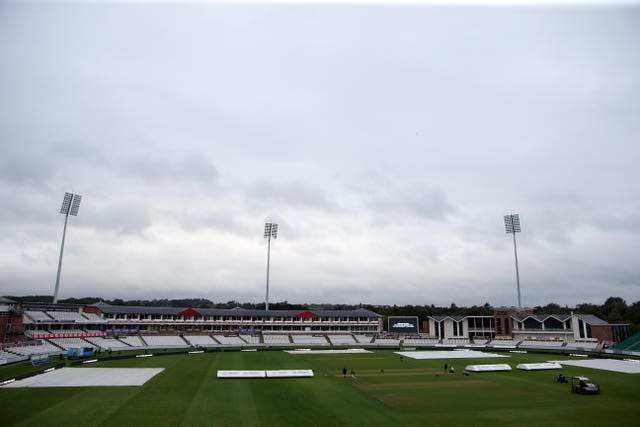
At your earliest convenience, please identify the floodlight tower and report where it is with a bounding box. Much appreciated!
[504,213,522,308]
[53,192,82,304]
[263,222,278,311]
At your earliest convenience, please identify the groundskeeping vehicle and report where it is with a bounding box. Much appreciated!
[67,346,96,360]
[571,376,600,395]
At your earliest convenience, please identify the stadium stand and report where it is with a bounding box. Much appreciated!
[354,335,373,344]
[213,335,247,345]
[25,311,53,322]
[119,335,146,347]
[440,338,470,346]
[84,336,131,349]
[613,332,640,351]
[48,328,85,334]
[489,338,519,348]
[520,339,565,349]
[46,311,88,322]
[564,339,599,350]
[24,329,50,338]
[0,349,23,363]
[327,334,357,345]
[142,335,188,347]
[263,334,292,345]
[290,335,329,345]
[239,335,261,345]
[183,335,217,346]
[6,341,62,356]
[402,338,439,346]
[48,338,93,350]
[81,312,107,323]
[374,338,401,346]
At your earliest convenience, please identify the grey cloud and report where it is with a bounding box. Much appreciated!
[89,201,152,235]
[246,181,337,212]
[356,174,455,223]
[123,153,218,187]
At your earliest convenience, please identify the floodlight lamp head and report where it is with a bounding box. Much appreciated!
[70,195,82,216]
[60,193,73,215]
[60,193,82,216]
[264,222,278,239]
[504,214,521,234]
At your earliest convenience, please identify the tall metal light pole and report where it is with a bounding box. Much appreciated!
[504,213,522,308]
[263,222,278,311]
[53,192,82,304]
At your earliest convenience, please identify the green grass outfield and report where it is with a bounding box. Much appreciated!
[1,350,638,427]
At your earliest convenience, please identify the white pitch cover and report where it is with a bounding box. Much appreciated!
[217,370,314,379]
[465,364,512,372]
[516,362,562,371]
[266,370,314,378]
[217,370,266,378]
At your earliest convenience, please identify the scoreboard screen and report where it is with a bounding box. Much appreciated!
[388,316,419,333]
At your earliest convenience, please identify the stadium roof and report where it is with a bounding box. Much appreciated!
[512,314,572,322]
[428,315,492,322]
[575,314,610,325]
[91,302,381,318]
[0,296,17,304]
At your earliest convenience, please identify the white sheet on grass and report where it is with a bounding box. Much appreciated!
[549,358,640,374]
[395,350,509,360]
[285,349,371,355]
[1,368,164,388]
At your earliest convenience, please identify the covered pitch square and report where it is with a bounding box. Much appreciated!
[395,350,509,360]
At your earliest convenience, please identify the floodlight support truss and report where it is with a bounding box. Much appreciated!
[264,222,278,311]
[54,193,81,304]
[504,214,522,308]
[512,230,521,309]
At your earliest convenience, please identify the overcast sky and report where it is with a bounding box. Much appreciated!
[1,1,639,307]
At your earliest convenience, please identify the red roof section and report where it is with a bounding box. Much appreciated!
[178,308,201,317]
[296,310,318,318]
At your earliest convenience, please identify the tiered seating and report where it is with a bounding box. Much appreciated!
[327,334,357,345]
[440,338,469,346]
[489,339,519,348]
[291,335,329,345]
[47,311,88,322]
[184,335,217,346]
[82,312,107,323]
[374,338,400,346]
[119,335,146,347]
[0,350,23,363]
[24,329,50,338]
[48,338,93,350]
[6,341,62,356]
[628,341,640,351]
[472,338,490,345]
[48,328,85,334]
[263,335,291,345]
[520,340,565,349]
[564,340,599,350]
[613,332,640,351]
[354,335,373,344]
[240,335,262,345]
[402,338,439,346]
[142,335,187,347]
[213,335,246,345]
[84,337,131,349]
[25,311,52,322]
